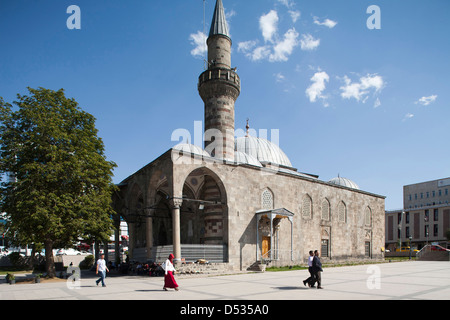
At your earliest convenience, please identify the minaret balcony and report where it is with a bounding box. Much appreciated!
[198,68,241,92]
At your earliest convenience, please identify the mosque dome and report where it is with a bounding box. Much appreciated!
[328,176,360,190]
[234,151,263,167]
[172,143,210,158]
[234,135,293,168]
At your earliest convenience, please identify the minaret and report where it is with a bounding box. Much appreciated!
[198,0,240,162]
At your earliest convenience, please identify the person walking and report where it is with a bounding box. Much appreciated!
[303,250,315,287]
[311,250,323,289]
[162,253,179,291]
[95,253,109,287]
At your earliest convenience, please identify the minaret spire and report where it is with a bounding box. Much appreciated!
[209,0,230,39]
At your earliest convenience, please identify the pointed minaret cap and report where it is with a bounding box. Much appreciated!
[209,0,230,39]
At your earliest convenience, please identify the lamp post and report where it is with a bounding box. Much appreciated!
[409,235,412,260]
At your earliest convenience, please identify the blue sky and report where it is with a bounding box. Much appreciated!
[0,0,449,210]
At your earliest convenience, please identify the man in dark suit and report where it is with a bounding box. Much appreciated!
[311,250,323,289]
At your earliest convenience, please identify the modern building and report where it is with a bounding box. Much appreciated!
[112,0,386,271]
[385,178,450,251]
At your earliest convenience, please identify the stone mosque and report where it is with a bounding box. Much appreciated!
[112,0,385,270]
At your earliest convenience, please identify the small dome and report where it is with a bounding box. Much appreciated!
[328,176,360,190]
[172,143,210,158]
[235,136,292,168]
[234,151,263,167]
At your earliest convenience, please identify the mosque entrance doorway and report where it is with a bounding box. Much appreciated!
[262,236,271,259]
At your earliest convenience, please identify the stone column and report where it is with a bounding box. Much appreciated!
[145,208,154,260]
[171,199,183,266]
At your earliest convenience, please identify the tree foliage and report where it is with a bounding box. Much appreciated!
[0,87,117,276]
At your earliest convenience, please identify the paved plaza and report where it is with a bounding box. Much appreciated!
[1,261,449,301]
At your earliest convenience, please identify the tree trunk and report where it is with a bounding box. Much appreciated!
[45,240,56,278]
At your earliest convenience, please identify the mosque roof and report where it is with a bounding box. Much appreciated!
[328,176,360,190]
[234,135,293,168]
[172,143,210,158]
[234,151,263,167]
[209,0,230,38]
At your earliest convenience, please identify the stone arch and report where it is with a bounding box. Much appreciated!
[365,206,372,227]
[321,198,331,221]
[338,201,347,223]
[182,167,228,247]
[302,194,313,219]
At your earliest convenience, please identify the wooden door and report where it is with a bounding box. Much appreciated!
[262,236,271,258]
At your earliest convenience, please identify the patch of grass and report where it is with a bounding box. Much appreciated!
[266,265,308,272]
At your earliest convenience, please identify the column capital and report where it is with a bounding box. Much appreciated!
[170,198,183,209]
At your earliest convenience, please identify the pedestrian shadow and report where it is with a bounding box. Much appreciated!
[273,286,309,290]
[135,289,165,292]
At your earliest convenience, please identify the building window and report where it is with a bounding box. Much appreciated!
[261,188,274,210]
[424,225,429,238]
[434,224,438,237]
[406,226,410,238]
[321,239,329,258]
[365,242,371,258]
[338,201,346,223]
[365,207,372,226]
[302,194,312,219]
[434,209,439,221]
[321,199,330,221]
[405,212,409,224]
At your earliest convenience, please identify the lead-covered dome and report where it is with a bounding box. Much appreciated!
[172,143,210,158]
[234,136,293,168]
[328,176,360,190]
[234,151,263,167]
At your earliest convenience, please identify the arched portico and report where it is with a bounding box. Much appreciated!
[170,166,228,265]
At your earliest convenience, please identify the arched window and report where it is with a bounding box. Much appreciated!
[302,194,312,219]
[365,206,372,226]
[261,188,274,210]
[321,198,330,221]
[338,201,347,223]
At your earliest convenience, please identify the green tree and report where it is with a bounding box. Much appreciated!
[0,87,117,277]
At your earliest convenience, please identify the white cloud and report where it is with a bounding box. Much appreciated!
[306,71,330,106]
[270,28,299,62]
[277,0,294,9]
[274,72,285,82]
[189,31,207,58]
[340,74,384,102]
[403,113,414,121]
[250,46,271,61]
[300,34,320,51]
[374,97,381,108]
[313,17,338,28]
[415,95,438,106]
[239,10,299,62]
[238,40,257,53]
[260,10,279,43]
[289,10,301,23]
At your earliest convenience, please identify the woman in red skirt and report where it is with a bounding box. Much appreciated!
[163,254,179,291]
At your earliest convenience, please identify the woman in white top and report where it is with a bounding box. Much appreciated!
[162,253,179,291]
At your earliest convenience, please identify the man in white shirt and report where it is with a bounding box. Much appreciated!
[95,254,109,287]
[303,250,315,287]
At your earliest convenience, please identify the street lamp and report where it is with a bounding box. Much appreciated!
[409,235,412,260]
